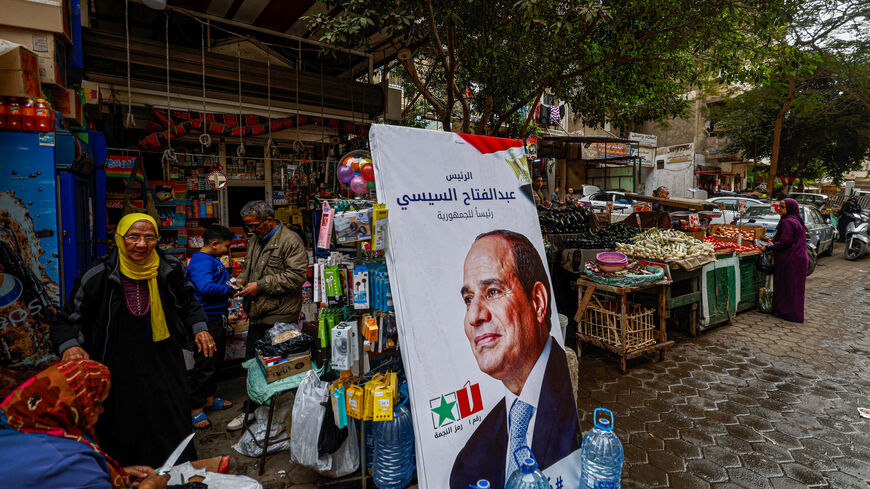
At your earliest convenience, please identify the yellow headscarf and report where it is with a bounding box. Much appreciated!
[114,213,169,342]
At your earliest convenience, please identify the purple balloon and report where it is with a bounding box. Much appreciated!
[350,175,367,194]
[337,164,355,184]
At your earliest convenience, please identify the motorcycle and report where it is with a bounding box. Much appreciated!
[843,212,870,260]
[806,241,817,276]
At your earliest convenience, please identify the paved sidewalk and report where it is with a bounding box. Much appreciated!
[577,243,870,489]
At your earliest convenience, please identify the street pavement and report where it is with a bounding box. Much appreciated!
[198,243,870,488]
[578,242,870,489]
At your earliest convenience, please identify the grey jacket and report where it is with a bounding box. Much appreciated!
[238,224,309,324]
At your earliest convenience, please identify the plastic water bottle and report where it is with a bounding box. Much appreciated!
[580,408,624,489]
[505,447,549,489]
[373,400,415,489]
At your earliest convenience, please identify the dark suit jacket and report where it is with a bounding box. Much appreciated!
[449,340,581,488]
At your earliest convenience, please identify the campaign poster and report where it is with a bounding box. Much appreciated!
[370,125,581,489]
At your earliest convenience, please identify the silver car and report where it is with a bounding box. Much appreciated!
[706,196,766,224]
[789,192,829,208]
[742,204,836,256]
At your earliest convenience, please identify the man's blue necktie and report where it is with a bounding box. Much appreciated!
[506,398,534,478]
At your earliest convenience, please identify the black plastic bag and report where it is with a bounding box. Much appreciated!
[318,397,348,455]
[255,333,317,358]
[756,252,774,275]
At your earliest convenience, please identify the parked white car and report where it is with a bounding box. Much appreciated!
[706,196,766,224]
[580,190,634,215]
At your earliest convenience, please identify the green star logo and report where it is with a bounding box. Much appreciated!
[431,394,457,427]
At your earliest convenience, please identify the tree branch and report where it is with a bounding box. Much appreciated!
[399,57,445,119]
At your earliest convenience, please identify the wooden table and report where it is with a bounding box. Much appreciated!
[575,277,675,373]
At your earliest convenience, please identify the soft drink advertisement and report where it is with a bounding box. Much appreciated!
[370,125,581,489]
[0,169,60,396]
[105,154,139,177]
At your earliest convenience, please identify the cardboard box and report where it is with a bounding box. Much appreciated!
[50,87,82,125]
[0,26,67,87]
[257,350,311,383]
[0,42,41,97]
[0,0,71,42]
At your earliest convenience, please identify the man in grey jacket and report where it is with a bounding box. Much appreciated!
[235,201,309,359]
[229,201,309,430]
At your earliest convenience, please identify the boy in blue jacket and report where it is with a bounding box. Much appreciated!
[187,225,236,428]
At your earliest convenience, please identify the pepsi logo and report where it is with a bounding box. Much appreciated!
[0,273,23,308]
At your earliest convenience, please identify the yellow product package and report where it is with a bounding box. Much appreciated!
[372,384,395,422]
[346,384,365,420]
[363,375,384,421]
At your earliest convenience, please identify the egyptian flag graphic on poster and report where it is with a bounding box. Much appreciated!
[370,125,580,489]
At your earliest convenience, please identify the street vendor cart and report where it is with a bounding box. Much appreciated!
[575,277,674,373]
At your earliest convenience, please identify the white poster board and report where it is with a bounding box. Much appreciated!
[370,125,581,489]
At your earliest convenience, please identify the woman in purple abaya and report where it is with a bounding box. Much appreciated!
[765,198,808,322]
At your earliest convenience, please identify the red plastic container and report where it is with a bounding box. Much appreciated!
[21,98,36,131]
[0,98,7,130]
[6,98,22,130]
[35,99,51,132]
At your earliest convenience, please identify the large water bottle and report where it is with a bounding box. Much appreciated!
[373,400,415,489]
[580,408,624,489]
[505,447,549,489]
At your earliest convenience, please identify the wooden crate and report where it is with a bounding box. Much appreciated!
[682,230,706,241]
[709,224,766,239]
[581,297,656,351]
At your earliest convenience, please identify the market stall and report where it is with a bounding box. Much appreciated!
[543,201,768,370]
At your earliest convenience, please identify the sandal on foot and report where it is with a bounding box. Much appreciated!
[204,397,233,411]
[192,410,212,429]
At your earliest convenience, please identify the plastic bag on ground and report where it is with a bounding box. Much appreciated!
[167,462,262,489]
[758,287,774,314]
[233,394,294,457]
[290,370,360,478]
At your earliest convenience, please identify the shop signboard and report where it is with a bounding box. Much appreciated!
[105,154,139,177]
[370,125,580,489]
[629,131,657,148]
[666,143,695,164]
[581,142,632,159]
[632,145,656,167]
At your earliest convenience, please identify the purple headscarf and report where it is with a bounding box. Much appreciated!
[774,198,806,241]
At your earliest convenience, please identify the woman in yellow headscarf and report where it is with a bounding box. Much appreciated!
[51,213,215,468]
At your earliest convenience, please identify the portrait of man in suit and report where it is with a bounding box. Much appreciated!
[450,230,581,489]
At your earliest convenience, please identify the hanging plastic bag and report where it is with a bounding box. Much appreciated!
[290,370,359,477]
[233,395,293,457]
[318,393,349,455]
[756,251,774,275]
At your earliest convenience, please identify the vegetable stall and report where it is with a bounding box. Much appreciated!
[541,200,768,371]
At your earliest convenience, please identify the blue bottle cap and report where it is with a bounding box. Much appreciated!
[594,407,615,431]
[472,480,491,489]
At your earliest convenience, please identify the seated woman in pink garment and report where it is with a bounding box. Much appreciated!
[765,198,808,322]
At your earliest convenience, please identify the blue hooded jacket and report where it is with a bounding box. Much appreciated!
[186,251,232,315]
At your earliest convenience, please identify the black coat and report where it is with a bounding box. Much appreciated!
[449,340,581,489]
[51,249,208,361]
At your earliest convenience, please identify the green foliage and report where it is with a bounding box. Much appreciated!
[711,48,870,181]
[307,0,790,135]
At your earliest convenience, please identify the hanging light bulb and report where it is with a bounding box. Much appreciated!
[143,0,167,10]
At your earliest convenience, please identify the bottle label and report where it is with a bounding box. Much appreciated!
[8,106,20,114]
[596,481,616,489]
[36,108,49,116]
